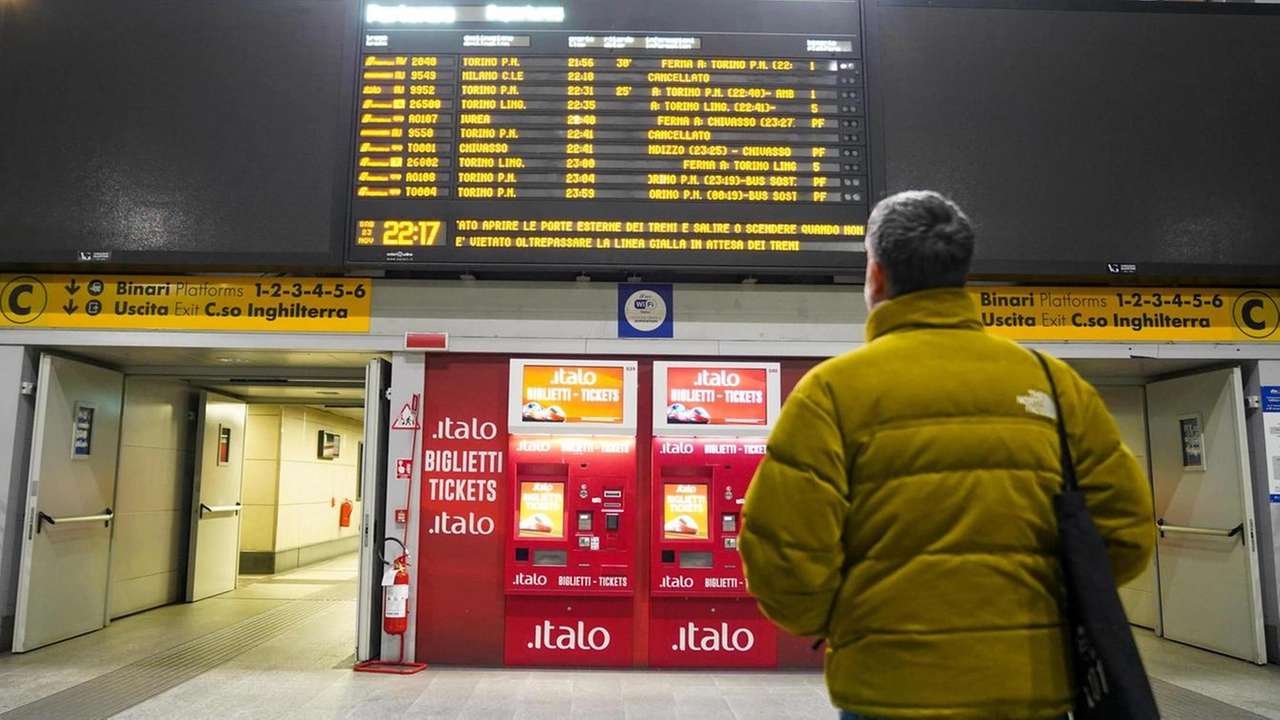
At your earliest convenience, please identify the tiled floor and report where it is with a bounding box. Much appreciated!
[1,554,1277,719]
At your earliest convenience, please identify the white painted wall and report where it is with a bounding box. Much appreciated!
[109,378,189,618]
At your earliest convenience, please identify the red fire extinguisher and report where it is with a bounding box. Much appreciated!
[384,553,410,635]
[339,499,353,528]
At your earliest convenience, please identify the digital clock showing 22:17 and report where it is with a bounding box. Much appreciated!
[253,282,368,299]
[377,219,445,246]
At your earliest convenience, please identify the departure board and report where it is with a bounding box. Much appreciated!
[347,0,869,273]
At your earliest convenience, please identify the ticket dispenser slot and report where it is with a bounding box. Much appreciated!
[533,550,567,566]
[679,551,713,569]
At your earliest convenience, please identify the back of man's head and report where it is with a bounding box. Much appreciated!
[866,190,975,298]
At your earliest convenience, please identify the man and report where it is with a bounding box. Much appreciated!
[738,191,1155,720]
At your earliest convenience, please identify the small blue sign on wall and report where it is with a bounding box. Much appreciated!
[1262,386,1280,413]
[618,283,674,339]
[72,403,95,458]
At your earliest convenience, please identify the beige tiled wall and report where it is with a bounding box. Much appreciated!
[240,406,281,552]
[1097,384,1158,630]
[240,406,362,555]
[110,379,189,619]
[275,407,363,551]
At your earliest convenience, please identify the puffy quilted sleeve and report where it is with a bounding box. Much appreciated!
[1060,365,1156,586]
[739,370,850,638]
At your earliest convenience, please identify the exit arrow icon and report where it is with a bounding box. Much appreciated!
[63,301,79,315]
[65,279,81,295]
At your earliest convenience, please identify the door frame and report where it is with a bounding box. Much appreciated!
[357,358,391,662]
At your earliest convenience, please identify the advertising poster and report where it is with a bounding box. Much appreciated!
[72,403,94,458]
[217,425,232,465]
[1180,414,1205,471]
[519,364,627,424]
[518,481,565,539]
[664,366,771,426]
[663,483,709,540]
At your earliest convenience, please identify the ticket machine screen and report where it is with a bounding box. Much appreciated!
[662,483,709,541]
[517,481,565,539]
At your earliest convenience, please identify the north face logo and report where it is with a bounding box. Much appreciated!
[1017,389,1056,420]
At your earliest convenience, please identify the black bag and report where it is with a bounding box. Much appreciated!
[1034,351,1160,720]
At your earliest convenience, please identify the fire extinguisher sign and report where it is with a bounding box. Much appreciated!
[395,458,413,480]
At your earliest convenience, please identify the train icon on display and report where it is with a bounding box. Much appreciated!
[522,401,567,422]
[666,403,711,424]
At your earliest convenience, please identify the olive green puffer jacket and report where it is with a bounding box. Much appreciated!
[739,288,1155,720]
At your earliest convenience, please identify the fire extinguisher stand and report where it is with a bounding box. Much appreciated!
[354,538,428,675]
[355,400,428,675]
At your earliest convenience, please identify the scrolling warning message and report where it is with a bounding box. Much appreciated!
[346,0,870,272]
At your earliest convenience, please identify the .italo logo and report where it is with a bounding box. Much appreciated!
[672,622,756,652]
[551,367,598,385]
[693,369,741,387]
[513,572,547,586]
[659,576,694,589]
[528,621,611,651]
[435,416,498,440]
[660,441,694,455]
[516,438,553,452]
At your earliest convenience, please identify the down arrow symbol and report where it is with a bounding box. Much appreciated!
[63,301,79,315]
[65,279,81,295]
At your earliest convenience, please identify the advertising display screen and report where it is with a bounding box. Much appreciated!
[518,364,627,424]
[662,483,709,541]
[653,362,781,435]
[508,359,638,434]
[518,481,566,538]
[663,366,770,427]
[347,0,869,273]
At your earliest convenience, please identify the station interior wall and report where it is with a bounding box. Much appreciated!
[241,406,364,574]
[0,280,1279,660]
[1097,385,1159,630]
[109,378,189,619]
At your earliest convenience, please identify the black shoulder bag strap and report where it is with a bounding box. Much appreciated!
[1033,350,1078,493]
[1031,350,1161,719]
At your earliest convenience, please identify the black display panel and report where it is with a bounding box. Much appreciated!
[0,0,356,267]
[347,0,870,273]
[871,1,1280,280]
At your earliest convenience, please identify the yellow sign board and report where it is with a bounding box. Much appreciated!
[972,287,1280,342]
[0,275,372,333]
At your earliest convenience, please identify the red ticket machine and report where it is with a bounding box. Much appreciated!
[647,362,781,668]
[503,360,639,667]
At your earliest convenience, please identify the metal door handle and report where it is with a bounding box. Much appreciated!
[37,508,113,533]
[200,502,242,517]
[1156,519,1245,543]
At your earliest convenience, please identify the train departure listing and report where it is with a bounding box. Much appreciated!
[349,0,870,270]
